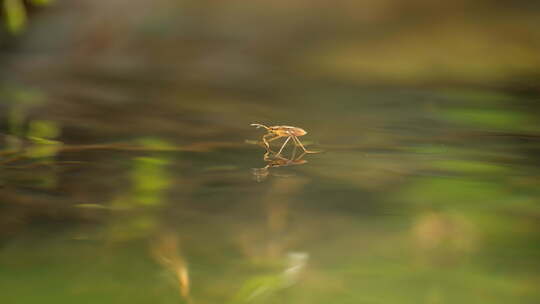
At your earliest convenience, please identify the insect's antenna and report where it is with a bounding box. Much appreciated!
[250,123,269,130]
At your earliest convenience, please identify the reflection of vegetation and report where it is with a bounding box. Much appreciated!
[25,120,62,159]
[130,156,170,206]
[1,119,62,164]
[442,108,534,132]
[402,177,507,208]
[107,138,172,240]
[432,159,507,174]
[412,211,477,264]
[0,86,64,188]
[233,252,308,303]
[151,233,191,302]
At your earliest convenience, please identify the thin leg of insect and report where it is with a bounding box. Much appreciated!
[265,135,283,144]
[292,144,310,161]
[291,144,298,159]
[262,134,282,150]
[292,136,318,153]
[276,136,292,156]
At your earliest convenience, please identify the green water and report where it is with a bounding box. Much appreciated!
[2,1,540,303]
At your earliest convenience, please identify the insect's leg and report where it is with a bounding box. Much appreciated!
[261,134,277,148]
[291,136,307,152]
[292,136,319,153]
[293,146,307,161]
[265,135,283,144]
[276,136,292,156]
[262,134,282,152]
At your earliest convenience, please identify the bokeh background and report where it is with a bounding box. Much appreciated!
[1,1,540,303]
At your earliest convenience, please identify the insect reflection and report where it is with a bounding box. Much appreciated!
[252,149,308,182]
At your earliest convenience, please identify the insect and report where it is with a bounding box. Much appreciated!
[251,123,318,156]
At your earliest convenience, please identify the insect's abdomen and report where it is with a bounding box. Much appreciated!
[279,126,307,136]
[290,128,307,136]
[270,125,307,136]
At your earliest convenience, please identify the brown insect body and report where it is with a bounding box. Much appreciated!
[269,126,307,137]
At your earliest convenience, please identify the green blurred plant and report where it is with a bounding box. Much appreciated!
[1,86,61,158]
[2,0,53,34]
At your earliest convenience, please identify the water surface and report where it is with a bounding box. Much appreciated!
[1,1,540,303]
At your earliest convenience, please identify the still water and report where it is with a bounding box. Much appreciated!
[1,1,540,303]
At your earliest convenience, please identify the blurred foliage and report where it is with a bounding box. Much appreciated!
[2,86,44,136]
[106,138,172,241]
[1,86,62,161]
[2,0,25,34]
[2,0,53,34]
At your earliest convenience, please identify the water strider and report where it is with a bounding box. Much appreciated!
[250,123,319,156]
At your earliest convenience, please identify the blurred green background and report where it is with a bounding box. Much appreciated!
[1,0,540,303]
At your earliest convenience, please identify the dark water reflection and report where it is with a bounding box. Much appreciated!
[2,1,540,303]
